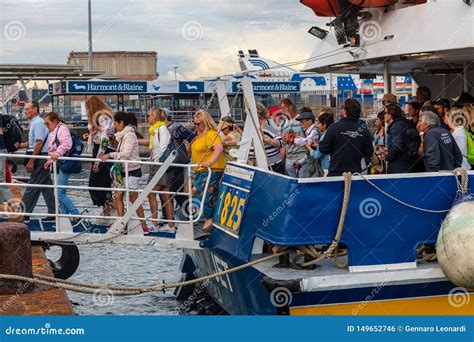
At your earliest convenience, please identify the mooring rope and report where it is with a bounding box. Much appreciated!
[292,172,352,268]
[0,251,288,296]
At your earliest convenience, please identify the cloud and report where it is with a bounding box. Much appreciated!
[0,0,326,80]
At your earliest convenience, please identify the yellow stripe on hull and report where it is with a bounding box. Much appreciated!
[290,294,474,316]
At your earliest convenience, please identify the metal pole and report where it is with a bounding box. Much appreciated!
[173,67,178,81]
[52,161,60,231]
[383,63,390,94]
[464,62,469,92]
[88,0,93,71]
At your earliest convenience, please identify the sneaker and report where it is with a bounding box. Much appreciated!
[41,216,56,222]
[157,226,176,234]
[70,217,84,227]
[93,217,113,226]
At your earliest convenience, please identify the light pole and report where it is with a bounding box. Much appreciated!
[173,67,178,81]
[88,0,93,71]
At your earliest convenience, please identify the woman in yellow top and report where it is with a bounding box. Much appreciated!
[191,110,225,232]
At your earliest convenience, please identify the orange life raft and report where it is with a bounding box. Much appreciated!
[301,0,426,17]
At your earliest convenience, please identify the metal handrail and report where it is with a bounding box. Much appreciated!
[0,152,212,229]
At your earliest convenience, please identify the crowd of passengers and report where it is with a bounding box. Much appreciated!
[2,88,473,233]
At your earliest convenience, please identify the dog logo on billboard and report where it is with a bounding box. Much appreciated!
[72,83,86,91]
[185,84,198,91]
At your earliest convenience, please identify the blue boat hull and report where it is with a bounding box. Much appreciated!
[179,165,474,315]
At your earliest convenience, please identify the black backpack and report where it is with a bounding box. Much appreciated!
[2,115,23,152]
[404,119,421,161]
[54,125,84,174]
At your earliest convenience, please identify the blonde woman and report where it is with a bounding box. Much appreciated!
[190,110,225,232]
[85,96,115,219]
[138,107,176,233]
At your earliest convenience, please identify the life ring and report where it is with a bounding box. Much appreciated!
[43,242,80,280]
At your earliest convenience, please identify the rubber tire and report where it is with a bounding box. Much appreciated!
[47,243,80,280]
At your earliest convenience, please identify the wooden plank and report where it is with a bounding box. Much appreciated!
[0,246,74,315]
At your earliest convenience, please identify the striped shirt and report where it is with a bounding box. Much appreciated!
[262,122,283,166]
[249,121,283,166]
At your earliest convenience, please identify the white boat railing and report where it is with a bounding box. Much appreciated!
[0,152,212,248]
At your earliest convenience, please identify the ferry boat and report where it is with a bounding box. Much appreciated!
[2,0,473,316]
[176,0,474,315]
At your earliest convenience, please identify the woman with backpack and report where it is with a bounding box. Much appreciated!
[101,112,149,233]
[43,112,81,224]
[138,107,176,233]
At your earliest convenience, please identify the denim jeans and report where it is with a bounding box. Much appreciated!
[57,170,79,215]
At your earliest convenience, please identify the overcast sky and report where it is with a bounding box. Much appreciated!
[0,0,327,80]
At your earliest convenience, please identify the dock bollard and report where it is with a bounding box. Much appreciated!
[0,222,35,295]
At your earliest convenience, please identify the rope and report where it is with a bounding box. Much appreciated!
[453,167,469,194]
[0,251,288,296]
[353,173,450,213]
[293,172,352,268]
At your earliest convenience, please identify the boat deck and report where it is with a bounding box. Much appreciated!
[252,254,447,292]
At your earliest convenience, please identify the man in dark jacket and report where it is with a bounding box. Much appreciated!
[319,99,373,176]
[384,104,421,173]
[418,111,462,172]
